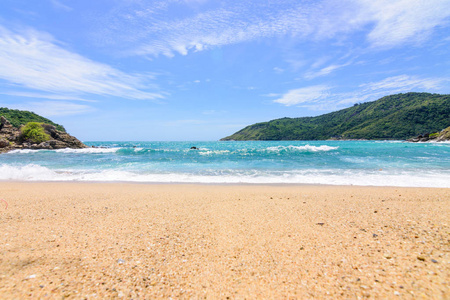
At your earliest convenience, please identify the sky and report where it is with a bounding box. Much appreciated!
[0,0,449,141]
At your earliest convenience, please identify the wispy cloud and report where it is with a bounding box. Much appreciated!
[94,0,450,58]
[359,0,450,48]
[0,25,164,100]
[50,0,73,12]
[360,75,444,93]
[273,67,284,74]
[333,75,449,108]
[93,1,310,57]
[273,85,331,106]
[129,4,309,57]
[304,63,350,79]
[0,91,95,102]
[273,75,449,109]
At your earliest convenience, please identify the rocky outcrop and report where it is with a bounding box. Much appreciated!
[0,117,87,153]
[407,126,450,142]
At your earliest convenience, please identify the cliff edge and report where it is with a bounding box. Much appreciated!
[407,126,450,142]
[0,116,87,153]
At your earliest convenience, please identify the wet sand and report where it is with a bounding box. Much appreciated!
[0,182,448,299]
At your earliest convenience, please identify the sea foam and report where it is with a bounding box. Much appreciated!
[265,145,338,152]
[1,141,448,188]
[0,164,449,188]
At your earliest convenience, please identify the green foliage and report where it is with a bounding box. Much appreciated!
[221,93,450,140]
[0,107,65,132]
[429,132,439,138]
[20,122,51,144]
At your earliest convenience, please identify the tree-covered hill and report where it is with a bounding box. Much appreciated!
[0,107,65,132]
[221,93,450,141]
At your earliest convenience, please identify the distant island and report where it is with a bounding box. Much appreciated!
[0,108,87,153]
[221,93,450,141]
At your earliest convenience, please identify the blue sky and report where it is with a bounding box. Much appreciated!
[0,0,449,141]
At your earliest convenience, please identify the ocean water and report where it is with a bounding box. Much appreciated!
[0,141,449,187]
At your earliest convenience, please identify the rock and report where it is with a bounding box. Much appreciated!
[436,126,450,142]
[0,116,11,127]
[36,142,52,149]
[0,116,87,152]
[0,138,9,148]
[408,126,450,142]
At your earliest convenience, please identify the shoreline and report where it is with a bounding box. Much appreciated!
[0,182,448,298]
[1,180,449,189]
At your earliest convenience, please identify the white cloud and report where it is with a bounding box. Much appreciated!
[274,75,448,109]
[273,85,330,106]
[273,67,284,74]
[361,75,444,92]
[304,63,350,79]
[94,0,450,58]
[50,0,73,12]
[359,0,450,48]
[95,1,310,57]
[0,25,164,100]
[335,75,448,107]
[131,6,303,57]
[0,91,95,102]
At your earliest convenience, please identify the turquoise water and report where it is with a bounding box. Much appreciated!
[0,141,449,187]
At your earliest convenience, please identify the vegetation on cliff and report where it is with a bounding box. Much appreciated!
[221,93,450,141]
[20,122,51,144]
[408,126,450,142]
[0,111,86,152]
[0,107,65,132]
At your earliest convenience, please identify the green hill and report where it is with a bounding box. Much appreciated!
[221,93,450,141]
[0,107,65,132]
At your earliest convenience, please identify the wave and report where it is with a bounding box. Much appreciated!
[0,164,59,180]
[54,148,120,153]
[264,145,339,152]
[7,148,121,154]
[1,164,448,188]
[7,149,41,154]
[198,150,231,156]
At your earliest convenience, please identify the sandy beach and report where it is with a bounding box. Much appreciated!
[0,182,448,299]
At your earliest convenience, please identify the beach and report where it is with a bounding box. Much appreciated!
[0,182,448,299]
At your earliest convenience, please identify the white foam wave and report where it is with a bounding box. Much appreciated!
[1,164,449,188]
[54,147,120,153]
[0,164,58,180]
[6,147,120,154]
[7,149,41,154]
[198,150,230,156]
[265,145,338,152]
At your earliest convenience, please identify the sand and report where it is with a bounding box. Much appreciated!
[0,182,448,299]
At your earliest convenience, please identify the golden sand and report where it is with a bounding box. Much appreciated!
[0,182,448,299]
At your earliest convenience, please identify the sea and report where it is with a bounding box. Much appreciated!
[0,141,449,188]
